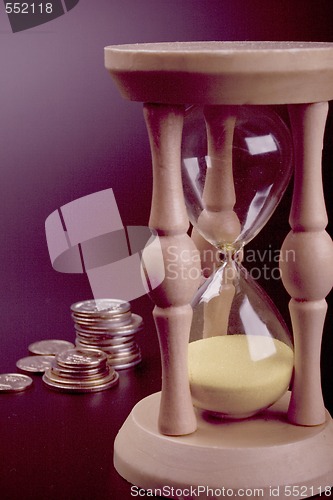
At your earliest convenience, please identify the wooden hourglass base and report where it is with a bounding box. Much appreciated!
[114,392,333,499]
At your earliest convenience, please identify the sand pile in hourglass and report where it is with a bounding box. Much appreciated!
[188,334,294,418]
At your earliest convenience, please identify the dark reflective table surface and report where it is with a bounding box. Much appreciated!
[0,286,331,500]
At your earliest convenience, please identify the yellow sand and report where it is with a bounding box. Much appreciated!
[188,335,293,418]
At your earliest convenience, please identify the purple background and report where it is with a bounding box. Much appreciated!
[0,0,333,408]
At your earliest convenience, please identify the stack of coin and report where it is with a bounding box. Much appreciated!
[71,299,143,370]
[42,348,119,393]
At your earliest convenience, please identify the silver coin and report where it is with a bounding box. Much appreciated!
[51,365,106,379]
[108,349,140,362]
[74,314,143,335]
[112,344,138,354]
[73,323,135,334]
[75,332,131,344]
[109,356,142,370]
[44,367,114,386]
[75,337,135,349]
[16,355,54,374]
[99,313,143,334]
[0,373,33,393]
[72,311,132,326]
[29,340,74,356]
[100,344,137,355]
[71,299,130,317]
[42,370,119,393]
[56,348,107,369]
[107,347,141,361]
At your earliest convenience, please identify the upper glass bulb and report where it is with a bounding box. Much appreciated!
[182,105,293,252]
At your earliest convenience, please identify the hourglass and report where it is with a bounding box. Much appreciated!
[105,42,333,497]
[183,104,294,420]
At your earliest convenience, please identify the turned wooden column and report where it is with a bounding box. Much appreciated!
[196,105,240,251]
[280,102,333,425]
[143,103,201,436]
[190,109,238,276]
[193,105,240,337]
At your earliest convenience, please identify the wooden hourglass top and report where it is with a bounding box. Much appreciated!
[104,41,333,105]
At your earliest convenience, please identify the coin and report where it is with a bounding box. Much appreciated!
[75,336,135,349]
[73,314,143,335]
[44,368,114,386]
[0,374,33,393]
[71,299,130,317]
[28,340,74,356]
[75,332,130,344]
[51,364,106,379]
[108,357,142,370]
[16,355,54,374]
[100,344,137,355]
[72,312,132,326]
[42,370,119,393]
[108,350,140,362]
[56,348,107,369]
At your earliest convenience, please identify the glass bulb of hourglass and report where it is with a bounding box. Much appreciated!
[182,105,293,251]
[182,105,294,418]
